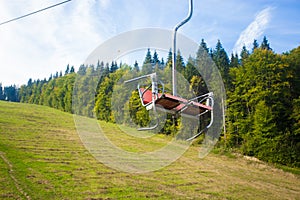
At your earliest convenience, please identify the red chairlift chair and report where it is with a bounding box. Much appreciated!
[124,0,214,141]
[125,73,214,141]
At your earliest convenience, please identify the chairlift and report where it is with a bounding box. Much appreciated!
[124,0,214,141]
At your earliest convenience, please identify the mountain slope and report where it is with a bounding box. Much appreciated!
[0,101,299,199]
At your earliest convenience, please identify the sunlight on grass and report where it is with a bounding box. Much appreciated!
[0,101,299,199]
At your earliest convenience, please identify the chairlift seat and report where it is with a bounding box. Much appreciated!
[139,88,212,117]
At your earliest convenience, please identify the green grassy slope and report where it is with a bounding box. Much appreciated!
[0,101,299,199]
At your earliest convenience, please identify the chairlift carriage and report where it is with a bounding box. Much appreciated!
[124,0,214,141]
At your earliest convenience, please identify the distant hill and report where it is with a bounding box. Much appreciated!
[0,101,299,199]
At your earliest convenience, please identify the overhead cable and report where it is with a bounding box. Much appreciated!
[0,0,72,26]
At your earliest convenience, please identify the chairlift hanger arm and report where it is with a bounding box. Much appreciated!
[172,0,193,96]
[173,0,193,32]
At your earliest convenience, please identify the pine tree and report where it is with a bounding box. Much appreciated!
[103,63,110,77]
[240,45,250,65]
[48,74,53,81]
[260,36,272,50]
[96,61,104,73]
[199,39,209,53]
[229,53,239,68]
[133,60,139,72]
[152,50,160,64]
[4,85,19,102]
[77,65,87,75]
[65,64,70,75]
[143,48,152,65]
[70,66,75,73]
[184,56,199,82]
[110,61,118,73]
[252,39,259,52]
[166,49,173,69]
[27,78,33,86]
[209,48,213,58]
[161,58,165,66]
[0,83,4,100]
[212,40,230,85]
[55,71,59,78]
[176,50,185,73]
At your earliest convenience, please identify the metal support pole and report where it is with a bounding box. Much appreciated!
[172,0,193,96]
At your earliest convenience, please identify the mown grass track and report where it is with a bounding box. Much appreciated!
[0,101,299,199]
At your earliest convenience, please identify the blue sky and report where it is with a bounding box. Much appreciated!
[0,0,299,86]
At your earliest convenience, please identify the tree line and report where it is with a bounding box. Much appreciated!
[0,84,19,102]
[2,36,299,167]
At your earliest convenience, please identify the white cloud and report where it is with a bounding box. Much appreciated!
[99,0,111,9]
[232,7,273,54]
[0,0,112,86]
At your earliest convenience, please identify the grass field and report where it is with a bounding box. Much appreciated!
[0,101,299,199]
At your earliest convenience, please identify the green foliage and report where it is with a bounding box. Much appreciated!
[189,75,208,96]
[260,36,272,51]
[289,97,300,166]
[176,50,185,73]
[128,90,150,127]
[184,57,199,82]
[94,67,127,122]
[94,76,114,121]
[160,114,180,136]
[286,46,300,98]
[240,45,250,65]
[0,83,4,100]
[229,53,239,68]
[143,48,152,65]
[133,60,139,72]
[152,50,160,65]
[199,39,209,53]
[14,38,300,167]
[226,47,299,167]
[252,39,259,52]
[3,85,19,102]
[241,101,276,157]
[165,49,173,69]
[212,40,230,87]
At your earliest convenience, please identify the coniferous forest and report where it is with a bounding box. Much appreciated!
[1,37,299,167]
